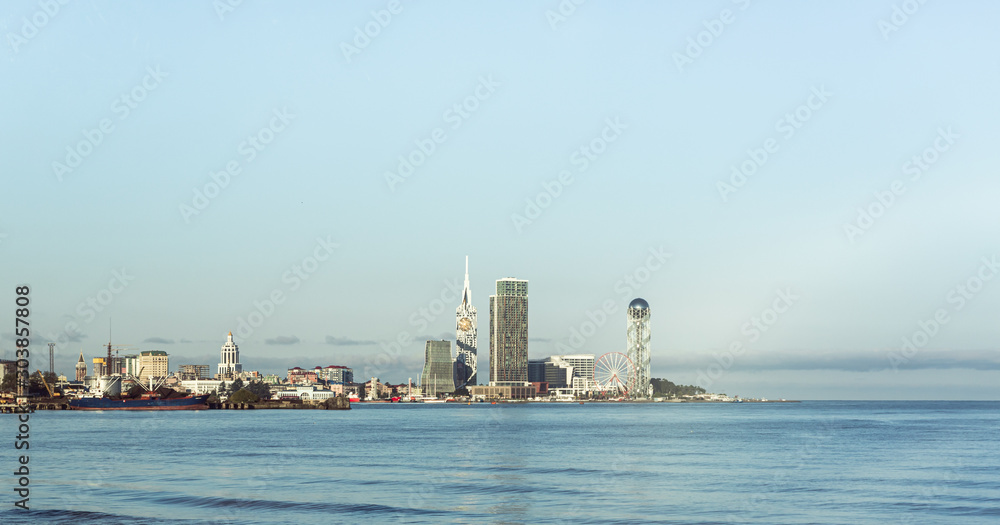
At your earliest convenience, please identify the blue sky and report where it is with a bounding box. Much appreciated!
[2,1,998,399]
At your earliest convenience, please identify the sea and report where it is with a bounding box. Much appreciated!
[1,401,998,524]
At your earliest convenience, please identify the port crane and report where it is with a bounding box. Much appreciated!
[35,370,59,398]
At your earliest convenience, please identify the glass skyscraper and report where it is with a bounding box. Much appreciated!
[420,340,454,396]
[489,278,528,386]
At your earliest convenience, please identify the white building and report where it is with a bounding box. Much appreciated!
[180,379,224,395]
[217,331,243,378]
[275,385,341,402]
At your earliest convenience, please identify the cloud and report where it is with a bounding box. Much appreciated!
[265,335,300,345]
[179,339,193,344]
[143,337,175,344]
[30,332,86,344]
[529,337,553,343]
[415,333,452,342]
[325,336,376,346]
[668,349,1000,373]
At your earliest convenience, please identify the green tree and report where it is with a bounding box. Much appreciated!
[1,373,16,392]
[229,388,259,404]
[230,378,244,392]
[246,380,272,400]
[650,378,706,397]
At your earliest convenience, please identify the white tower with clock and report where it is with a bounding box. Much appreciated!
[454,256,478,388]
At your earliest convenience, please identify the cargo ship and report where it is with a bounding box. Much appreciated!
[69,339,210,410]
[70,391,210,411]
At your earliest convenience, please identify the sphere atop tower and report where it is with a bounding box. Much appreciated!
[628,298,649,310]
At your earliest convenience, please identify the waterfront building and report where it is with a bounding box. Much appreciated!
[468,384,535,400]
[454,256,478,388]
[315,365,353,384]
[106,355,125,375]
[527,359,546,383]
[123,354,140,377]
[179,379,224,395]
[75,351,87,381]
[179,364,210,380]
[489,278,529,386]
[0,359,17,385]
[626,298,652,399]
[530,382,549,396]
[217,331,243,378]
[92,357,106,378]
[287,367,319,384]
[527,354,595,395]
[528,358,571,388]
[420,340,454,396]
[362,378,392,399]
[275,385,342,402]
[138,350,169,381]
[554,354,595,393]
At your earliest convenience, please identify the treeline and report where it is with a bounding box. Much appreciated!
[650,378,705,397]
[212,378,273,403]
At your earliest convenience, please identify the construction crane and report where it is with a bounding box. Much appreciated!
[36,370,59,398]
[103,341,135,376]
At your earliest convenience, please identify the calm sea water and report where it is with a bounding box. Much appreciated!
[1,401,998,524]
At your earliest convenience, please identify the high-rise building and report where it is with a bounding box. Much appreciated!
[138,351,169,381]
[626,298,651,398]
[489,278,529,386]
[179,364,210,380]
[92,358,106,378]
[218,331,243,378]
[454,256,478,388]
[527,354,595,392]
[124,354,140,377]
[421,340,454,396]
[107,355,125,375]
[75,351,87,381]
[316,365,353,384]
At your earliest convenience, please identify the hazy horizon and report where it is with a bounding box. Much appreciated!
[2,1,998,400]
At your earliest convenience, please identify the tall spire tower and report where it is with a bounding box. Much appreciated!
[217,331,243,379]
[626,298,651,399]
[454,256,478,388]
[75,350,87,381]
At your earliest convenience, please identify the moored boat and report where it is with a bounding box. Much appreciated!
[70,392,209,411]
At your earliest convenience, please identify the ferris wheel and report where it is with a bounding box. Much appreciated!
[593,352,635,396]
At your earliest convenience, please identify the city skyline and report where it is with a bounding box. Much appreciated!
[2,2,999,400]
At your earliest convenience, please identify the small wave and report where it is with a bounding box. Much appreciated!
[150,493,452,517]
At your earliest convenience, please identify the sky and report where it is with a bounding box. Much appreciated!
[1,1,998,400]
